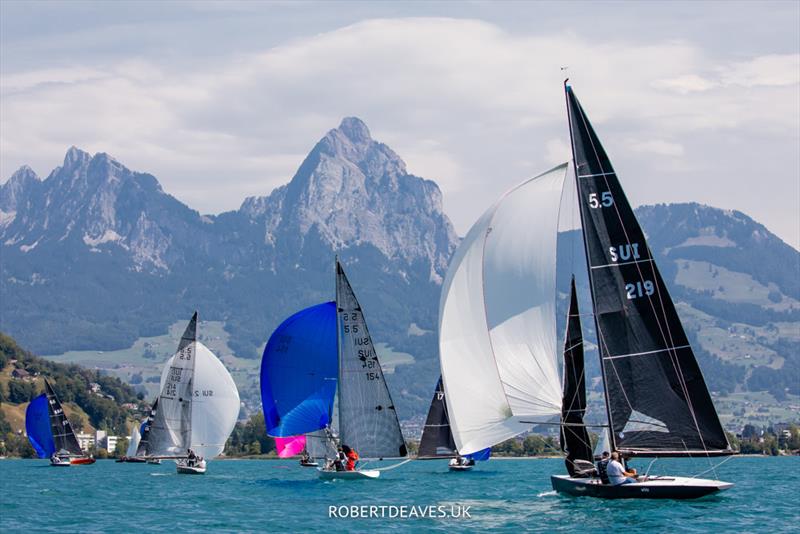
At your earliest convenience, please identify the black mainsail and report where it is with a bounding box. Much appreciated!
[565,84,732,457]
[418,377,458,459]
[560,277,594,474]
[44,378,84,456]
[136,398,158,457]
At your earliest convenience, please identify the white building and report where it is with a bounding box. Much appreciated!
[75,430,119,453]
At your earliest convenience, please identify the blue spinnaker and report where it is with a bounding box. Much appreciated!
[25,394,55,458]
[261,301,338,437]
[465,447,491,462]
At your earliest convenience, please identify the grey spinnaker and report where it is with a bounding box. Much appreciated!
[335,260,407,459]
[566,85,731,457]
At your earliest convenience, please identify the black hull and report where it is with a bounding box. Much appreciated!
[551,475,732,500]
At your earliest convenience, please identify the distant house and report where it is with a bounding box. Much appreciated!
[121,402,138,410]
[89,382,102,393]
[11,368,30,380]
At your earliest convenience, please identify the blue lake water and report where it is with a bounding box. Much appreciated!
[1,456,797,532]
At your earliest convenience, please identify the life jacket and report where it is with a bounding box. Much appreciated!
[597,459,610,484]
[346,450,359,471]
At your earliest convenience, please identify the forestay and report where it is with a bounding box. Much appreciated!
[336,261,407,459]
[439,164,567,455]
[566,85,731,456]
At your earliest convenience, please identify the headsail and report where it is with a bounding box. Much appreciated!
[439,164,567,455]
[306,429,338,460]
[44,379,83,456]
[26,394,55,458]
[560,277,594,475]
[336,260,407,459]
[418,377,458,458]
[147,313,198,456]
[126,422,142,457]
[565,84,731,456]
[260,302,338,437]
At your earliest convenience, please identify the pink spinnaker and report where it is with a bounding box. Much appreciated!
[275,435,306,458]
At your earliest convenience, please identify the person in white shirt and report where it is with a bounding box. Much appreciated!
[607,451,637,485]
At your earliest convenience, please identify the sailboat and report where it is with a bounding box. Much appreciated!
[548,82,734,498]
[141,312,240,474]
[25,378,96,466]
[418,376,491,471]
[260,259,407,480]
[116,420,146,462]
[136,399,161,464]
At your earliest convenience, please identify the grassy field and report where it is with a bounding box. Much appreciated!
[41,320,416,414]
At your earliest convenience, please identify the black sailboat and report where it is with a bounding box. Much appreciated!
[418,376,490,470]
[551,83,734,499]
[44,378,95,465]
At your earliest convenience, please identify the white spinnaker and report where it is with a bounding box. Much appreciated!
[126,423,141,457]
[160,342,240,459]
[439,163,567,455]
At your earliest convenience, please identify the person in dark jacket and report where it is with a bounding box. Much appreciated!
[596,451,610,484]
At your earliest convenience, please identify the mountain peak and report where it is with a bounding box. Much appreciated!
[337,117,372,144]
[64,146,91,168]
[9,165,39,184]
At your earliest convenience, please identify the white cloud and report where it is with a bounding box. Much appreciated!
[0,17,798,247]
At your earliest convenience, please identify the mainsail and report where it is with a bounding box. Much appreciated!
[136,398,158,456]
[44,379,84,456]
[439,164,567,455]
[305,429,338,460]
[336,260,407,459]
[560,277,594,475]
[565,84,731,456]
[147,314,197,456]
[418,377,458,458]
[260,302,338,437]
[25,394,55,458]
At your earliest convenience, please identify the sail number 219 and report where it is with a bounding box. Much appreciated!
[626,280,655,300]
[588,191,614,208]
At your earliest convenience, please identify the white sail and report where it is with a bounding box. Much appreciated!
[439,163,567,455]
[147,318,197,457]
[594,427,611,458]
[158,342,240,459]
[126,423,141,457]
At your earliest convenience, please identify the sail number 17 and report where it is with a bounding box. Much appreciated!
[588,191,614,208]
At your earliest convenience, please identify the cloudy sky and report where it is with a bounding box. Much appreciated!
[2,1,798,248]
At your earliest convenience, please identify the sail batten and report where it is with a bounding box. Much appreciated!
[565,84,732,457]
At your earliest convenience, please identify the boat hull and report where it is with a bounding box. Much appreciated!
[176,459,206,474]
[551,475,733,499]
[69,457,95,465]
[50,457,71,467]
[300,461,319,468]
[448,464,473,472]
[318,468,380,480]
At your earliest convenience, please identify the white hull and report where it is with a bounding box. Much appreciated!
[318,468,380,480]
[50,457,71,467]
[448,464,473,472]
[176,459,207,475]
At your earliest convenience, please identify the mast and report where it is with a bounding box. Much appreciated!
[564,82,732,457]
[564,79,617,453]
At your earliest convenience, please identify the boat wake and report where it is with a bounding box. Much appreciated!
[537,490,557,498]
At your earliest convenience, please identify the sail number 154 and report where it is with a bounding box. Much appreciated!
[588,191,614,208]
